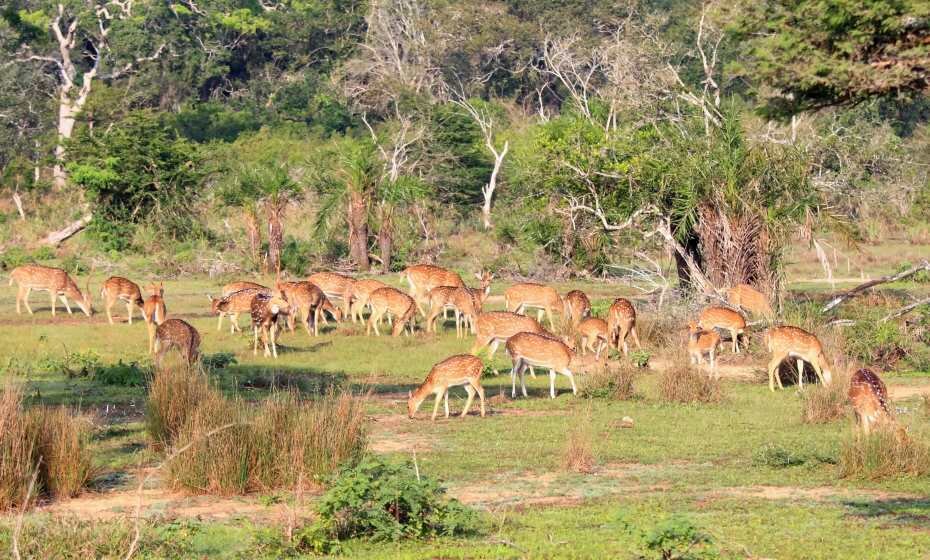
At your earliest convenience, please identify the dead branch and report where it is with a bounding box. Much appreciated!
[882,296,930,323]
[822,260,930,313]
[41,214,93,246]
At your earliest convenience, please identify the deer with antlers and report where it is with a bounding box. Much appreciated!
[251,290,291,358]
[506,332,578,399]
[9,265,93,317]
[607,298,641,357]
[154,319,200,367]
[100,276,145,325]
[143,283,167,355]
[400,264,465,316]
[367,287,417,336]
[697,306,746,353]
[764,325,833,391]
[408,355,486,421]
[504,282,563,330]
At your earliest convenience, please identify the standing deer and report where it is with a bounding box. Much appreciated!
[470,311,546,361]
[576,317,610,360]
[848,368,891,435]
[408,355,486,421]
[425,272,493,337]
[697,306,746,353]
[606,298,641,357]
[347,278,389,323]
[143,282,167,354]
[687,320,721,373]
[100,276,145,325]
[209,287,268,333]
[154,318,200,366]
[506,332,578,399]
[504,282,563,330]
[222,280,266,297]
[277,280,329,336]
[307,272,355,319]
[400,264,464,316]
[367,287,417,336]
[563,289,592,329]
[764,326,833,391]
[251,290,291,358]
[9,265,93,317]
[726,284,775,321]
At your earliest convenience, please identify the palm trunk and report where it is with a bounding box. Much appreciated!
[378,205,394,273]
[266,201,284,274]
[347,190,370,271]
[244,209,262,268]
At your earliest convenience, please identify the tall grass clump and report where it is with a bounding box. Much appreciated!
[0,385,94,510]
[579,363,637,400]
[838,427,930,480]
[801,366,851,424]
[658,358,724,404]
[145,362,220,449]
[562,419,597,474]
[166,390,367,494]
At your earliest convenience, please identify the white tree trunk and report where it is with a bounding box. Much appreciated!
[481,140,508,230]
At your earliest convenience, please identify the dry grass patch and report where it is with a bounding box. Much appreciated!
[658,357,724,404]
[838,426,930,480]
[801,366,851,424]
[562,409,596,474]
[145,362,219,449]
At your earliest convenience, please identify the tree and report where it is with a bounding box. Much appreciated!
[729,0,930,114]
[450,98,509,229]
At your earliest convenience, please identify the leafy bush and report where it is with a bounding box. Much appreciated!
[579,363,637,400]
[92,361,147,387]
[843,314,910,371]
[658,359,724,405]
[640,514,718,560]
[753,444,808,468]
[201,352,237,370]
[38,352,146,387]
[280,237,313,276]
[308,456,482,545]
[838,427,930,480]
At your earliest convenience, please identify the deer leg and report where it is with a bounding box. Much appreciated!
[230,313,239,334]
[105,300,114,324]
[270,323,278,358]
[253,326,260,356]
[549,369,557,399]
[426,307,440,333]
[147,323,156,355]
[462,385,476,418]
[797,359,805,389]
[443,390,450,418]
[731,329,739,353]
[217,312,224,331]
[510,360,519,398]
[581,336,588,357]
[431,391,442,421]
[520,363,529,398]
[476,382,486,417]
[811,359,827,387]
[767,355,783,391]
[59,294,72,314]
[631,326,642,350]
[49,291,57,316]
[546,308,555,331]
[564,368,577,395]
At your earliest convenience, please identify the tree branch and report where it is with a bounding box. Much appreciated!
[822,260,930,313]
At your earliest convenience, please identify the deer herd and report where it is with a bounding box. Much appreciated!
[6,263,893,432]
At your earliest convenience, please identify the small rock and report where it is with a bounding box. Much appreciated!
[620,416,634,429]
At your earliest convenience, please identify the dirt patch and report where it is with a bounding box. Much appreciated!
[648,357,762,381]
[888,384,930,401]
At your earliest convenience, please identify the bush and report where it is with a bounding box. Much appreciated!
[562,414,596,473]
[166,390,367,494]
[753,444,808,468]
[640,514,718,560]
[658,359,724,405]
[145,364,220,449]
[280,237,313,276]
[838,427,930,480]
[579,363,637,400]
[801,367,851,424]
[201,352,237,370]
[309,456,482,545]
[0,385,95,510]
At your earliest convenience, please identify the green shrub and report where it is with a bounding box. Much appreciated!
[640,514,718,560]
[753,444,807,468]
[579,363,637,400]
[280,237,313,275]
[92,360,147,387]
[309,456,482,545]
[38,352,146,387]
[202,352,237,370]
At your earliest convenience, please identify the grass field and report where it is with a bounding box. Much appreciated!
[1,243,929,559]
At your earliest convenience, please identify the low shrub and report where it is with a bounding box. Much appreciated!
[658,359,724,405]
[640,514,718,560]
[801,366,851,424]
[92,360,147,387]
[579,363,637,400]
[562,417,596,474]
[838,426,930,480]
[201,352,237,370]
[753,444,808,468]
[145,363,220,449]
[308,456,482,546]
[0,385,95,510]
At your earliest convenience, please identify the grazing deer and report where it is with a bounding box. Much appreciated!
[209,287,267,333]
[470,311,546,361]
[347,278,389,323]
[577,317,610,360]
[307,272,354,319]
[222,280,266,297]
[425,272,493,337]
[848,368,892,435]
[154,319,201,366]
[251,290,291,358]
[506,332,578,399]
[9,265,93,317]
[726,284,774,321]
[697,306,746,353]
[687,320,721,373]
[606,298,641,357]
[143,283,167,355]
[504,282,563,330]
[100,276,145,325]
[400,264,464,316]
[277,281,328,336]
[764,326,833,391]
[563,289,592,329]
[407,355,486,421]
[367,287,417,336]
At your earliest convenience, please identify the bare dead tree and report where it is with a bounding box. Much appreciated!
[450,98,509,229]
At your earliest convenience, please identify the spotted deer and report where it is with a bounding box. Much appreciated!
[764,326,833,391]
[222,280,266,297]
[606,298,641,357]
[209,287,268,333]
[154,319,201,366]
[100,276,145,325]
[400,264,464,316]
[307,272,354,319]
[347,278,389,323]
[407,355,486,421]
[367,287,417,336]
[251,290,291,358]
[697,306,746,353]
[576,317,610,360]
[276,281,328,336]
[504,282,563,330]
[425,272,493,337]
[506,332,578,399]
[687,320,721,373]
[563,289,592,329]
[9,265,93,317]
[848,368,892,435]
[726,284,774,321]
[470,311,546,361]
[143,283,167,355]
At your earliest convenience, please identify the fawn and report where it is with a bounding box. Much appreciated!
[367,287,417,336]
[143,283,167,354]
[726,284,774,321]
[408,354,486,420]
[400,264,465,316]
[506,332,578,399]
[697,306,746,353]
[563,289,592,329]
[504,282,563,330]
[9,265,93,317]
[606,298,641,357]
[687,320,721,373]
[154,319,201,366]
[764,325,833,391]
[576,317,610,360]
[848,368,892,435]
[251,290,291,358]
[101,276,145,325]
[209,287,268,333]
[307,272,355,319]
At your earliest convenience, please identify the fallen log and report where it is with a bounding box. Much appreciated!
[882,296,930,323]
[822,260,930,313]
[41,214,92,246]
